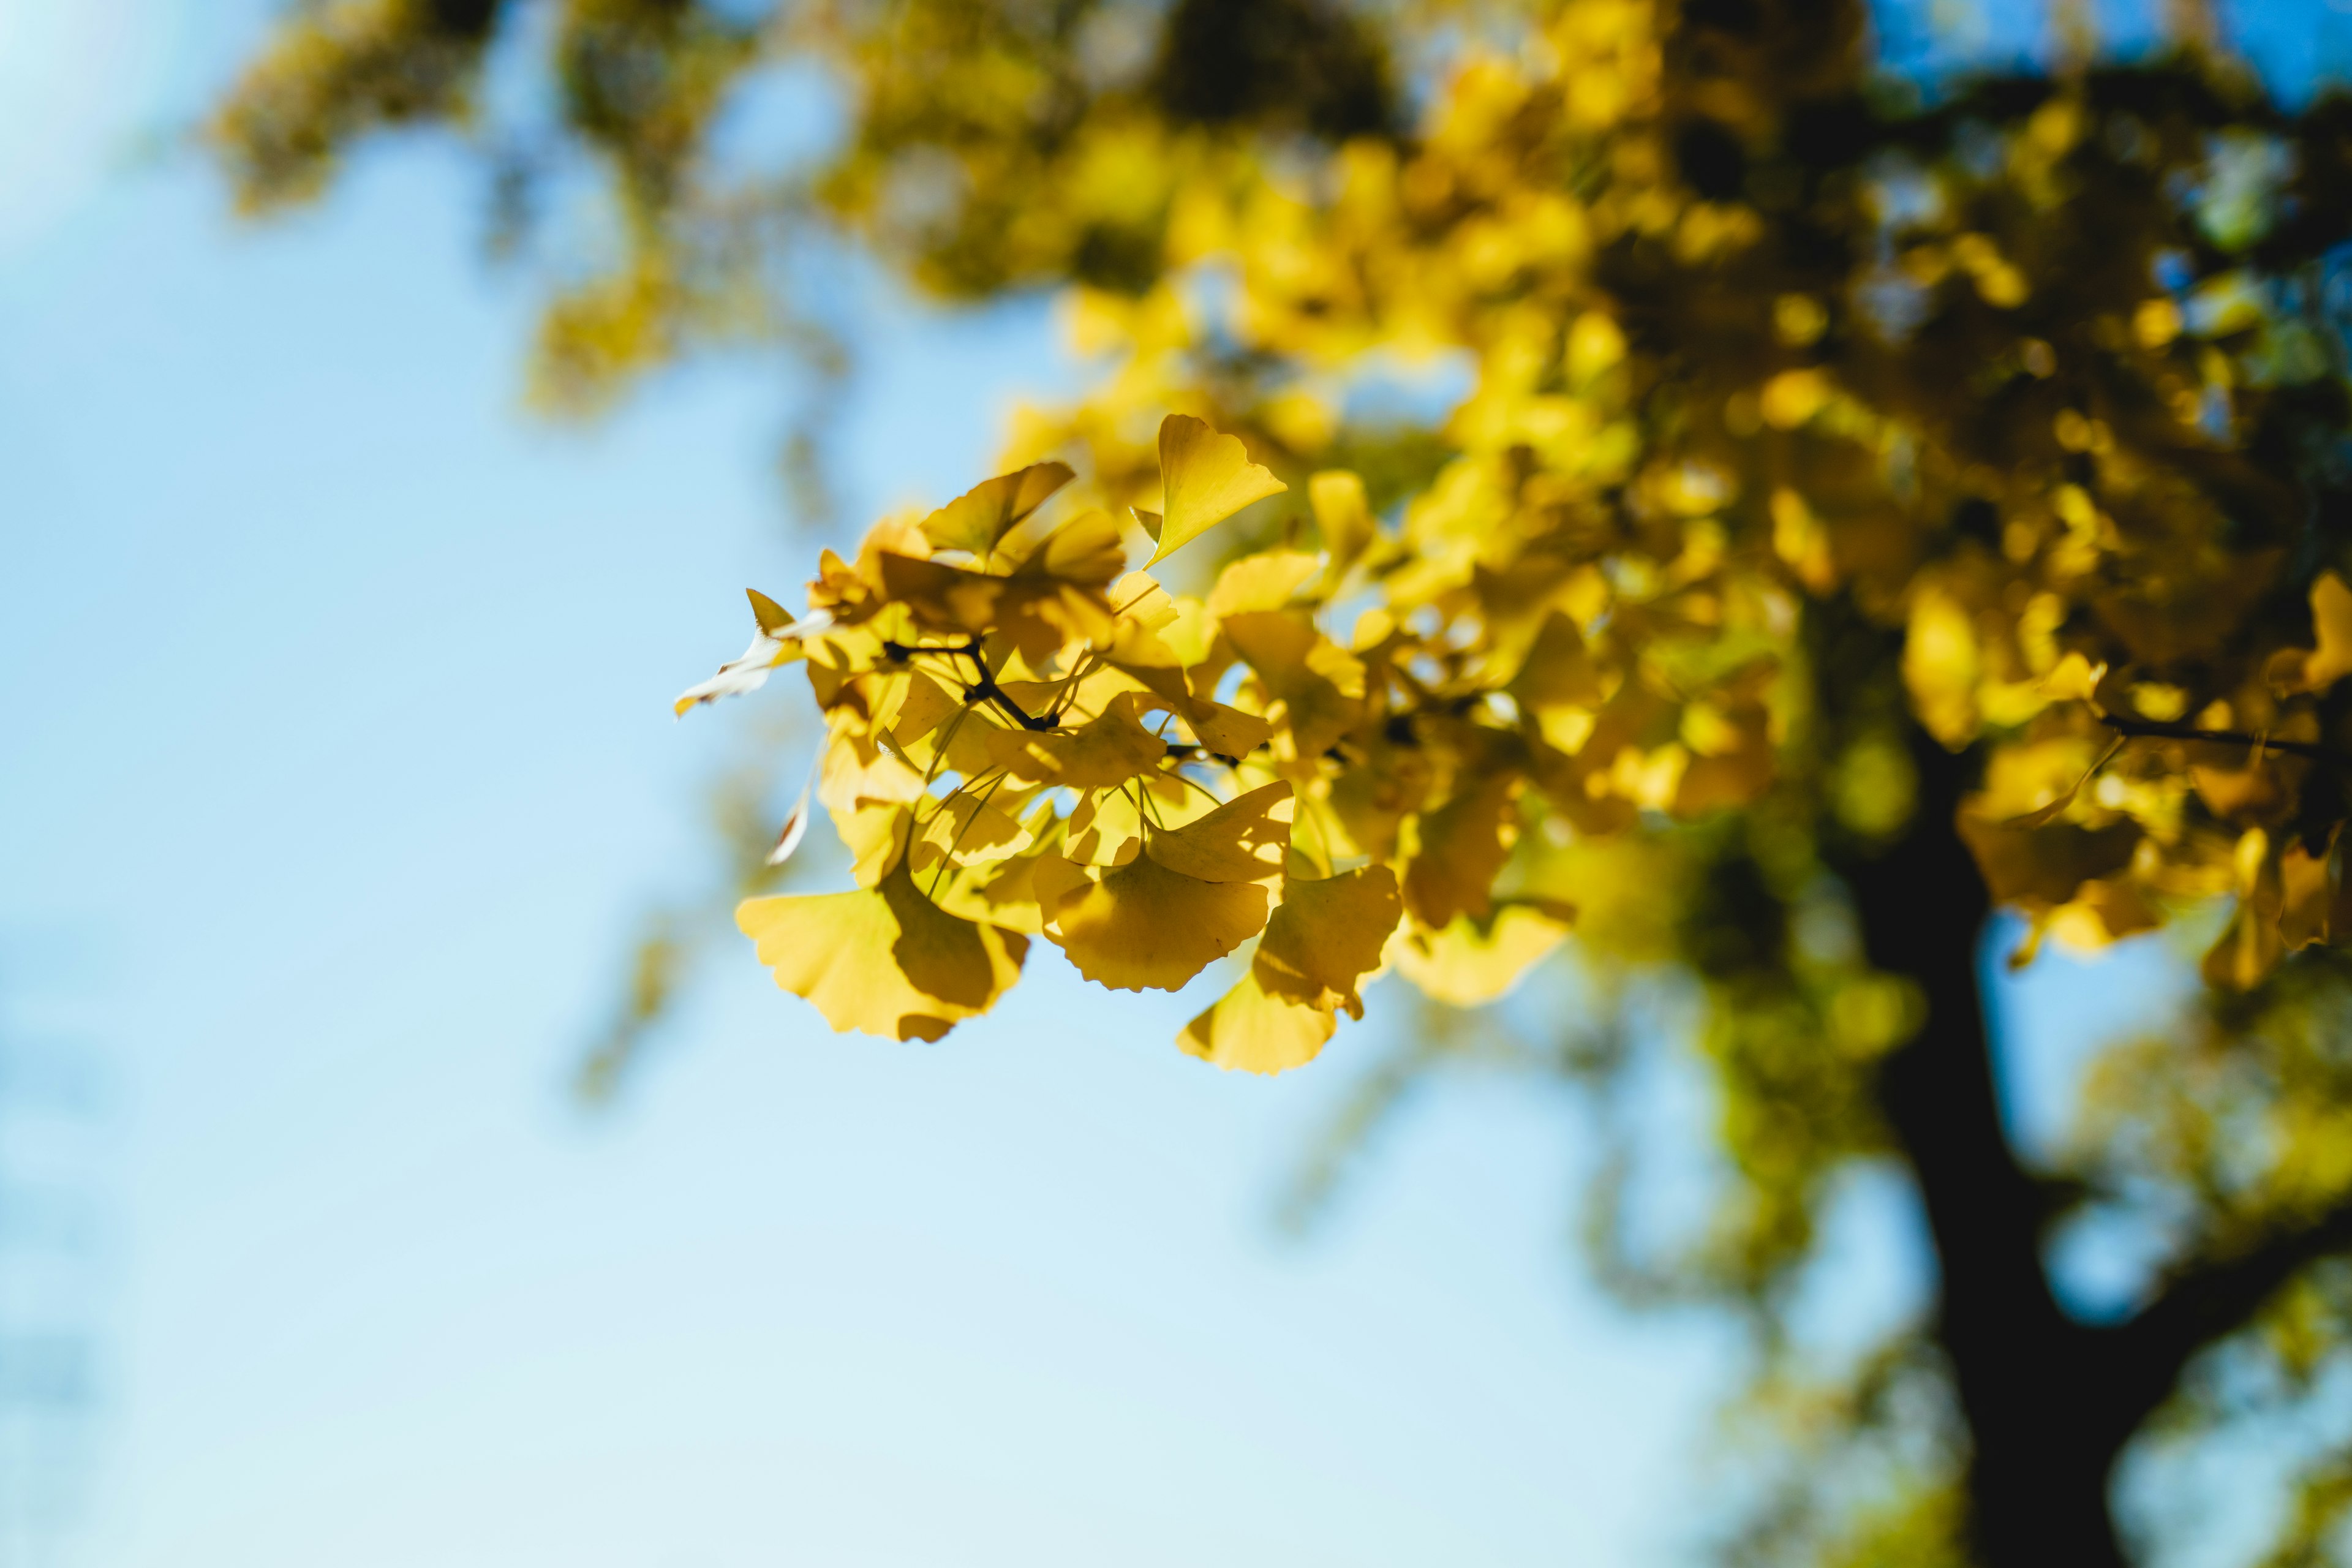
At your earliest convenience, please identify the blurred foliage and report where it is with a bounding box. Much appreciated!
[217,0,2352,1562]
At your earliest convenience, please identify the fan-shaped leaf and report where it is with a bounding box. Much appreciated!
[737,860,1030,1041]
[919,462,1074,557]
[1142,415,1288,567]
[1179,970,1337,1075]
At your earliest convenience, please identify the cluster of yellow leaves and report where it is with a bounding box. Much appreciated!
[1940,569,2352,984]
[688,414,1485,1071]
[986,4,2352,1001]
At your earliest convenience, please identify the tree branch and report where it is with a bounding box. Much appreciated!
[2101,1198,2352,1438]
[2103,715,2352,769]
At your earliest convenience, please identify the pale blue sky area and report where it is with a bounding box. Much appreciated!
[0,4,2332,1567]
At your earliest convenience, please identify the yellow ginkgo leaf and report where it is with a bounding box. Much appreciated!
[1178,970,1338,1075]
[673,589,818,715]
[876,551,1116,662]
[1064,786,1145,865]
[919,462,1074,557]
[2039,650,2108,709]
[1050,853,1272,990]
[831,801,908,888]
[2267,572,2352,694]
[1509,611,1604,712]
[1222,609,1367,758]
[1011,507,1128,587]
[984,696,1166,788]
[1401,774,1516,927]
[881,669,962,750]
[912,788,1035,871]
[1186,700,1272,758]
[1390,903,1570,1006]
[1254,865,1402,1017]
[737,859,1030,1041]
[1142,414,1288,567]
[1144,780,1293,884]
[1207,550,1321,620]
[1903,582,1981,748]
[1309,469,1375,574]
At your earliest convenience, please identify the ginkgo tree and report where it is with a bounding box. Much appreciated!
[215,0,2352,1563]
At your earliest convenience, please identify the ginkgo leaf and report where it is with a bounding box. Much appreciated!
[1186,701,1272,757]
[1309,469,1375,575]
[1509,611,1604,710]
[1207,550,1321,620]
[1221,609,1366,758]
[2002,734,2125,829]
[1065,786,1146,865]
[2039,651,2108,708]
[1144,780,1292,884]
[1142,414,1288,567]
[878,551,1116,661]
[912,788,1036,871]
[1178,970,1338,1075]
[1050,853,1272,990]
[2267,572,2352,694]
[747,589,794,633]
[919,462,1074,557]
[674,594,827,715]
[832,801,908,887]
[1903,583,1981,748]
[1027,850,1095,931]
[984,697,1166,788]
[1011,507,1128,587]
[1389,903,1570,1006]
[737,859,1029,1041]
[2203,898,2285,990]
[766,763,816,866]
[881,669,962,749]
[1254,865,1401,1017]
[1402,774,1517,927]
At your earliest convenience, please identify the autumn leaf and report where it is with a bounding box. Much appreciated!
[1049,853,1272,991]
[2266,572,2352,694]
[674,590,825,715]
[1009,506,1128,587]
[919,461,1074,557]
[984,695,1167,788]
[1142,780,1293,884]
[737,859,1029,1041]
[1254,865,1402,1017]
[1389,903,1570,1006]
[1139,414,1288,567]
[1402,774,1517,927]
[1179,969,1338,1075]
[1207,550,1321,620]
[1309,469,1376,578]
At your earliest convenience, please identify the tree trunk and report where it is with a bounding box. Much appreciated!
[1842,724,2132,1567]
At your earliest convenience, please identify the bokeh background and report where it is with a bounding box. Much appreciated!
[0,2,2337,1564]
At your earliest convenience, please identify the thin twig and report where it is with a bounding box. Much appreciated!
[2103,715,2352,767]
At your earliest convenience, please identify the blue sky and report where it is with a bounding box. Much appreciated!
[0,3,2324,1566]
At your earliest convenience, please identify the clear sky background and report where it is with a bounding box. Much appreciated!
[0,3,2333,1567]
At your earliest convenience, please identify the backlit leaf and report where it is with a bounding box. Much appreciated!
[2268,572,2352,694]
[1050,853,1272,990]
[737,860,1029,1041]
[1254,865,1402,1017]
[919,462,1074,557]
[1144,780,1293,884]
[1390,904,1570,1006]
[1141,414,1288,567]
[1178,970,1338,1075]
[1402,774,1516,927]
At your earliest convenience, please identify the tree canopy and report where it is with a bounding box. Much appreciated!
[216,1,2352,1564]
